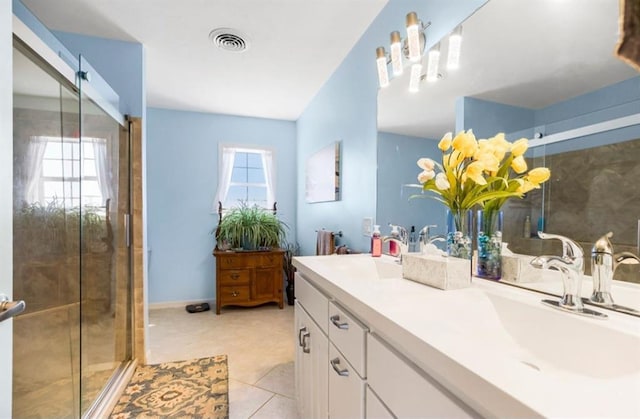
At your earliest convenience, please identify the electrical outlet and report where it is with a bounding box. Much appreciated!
[362,217,373,236]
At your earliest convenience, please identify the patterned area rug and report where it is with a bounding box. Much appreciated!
[110,355,229,419]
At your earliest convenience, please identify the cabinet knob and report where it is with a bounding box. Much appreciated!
[231,291,240,297]
[226,258,233,264]
[231,273,240,280]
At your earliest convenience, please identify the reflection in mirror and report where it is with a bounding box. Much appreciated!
[376,0,640,315]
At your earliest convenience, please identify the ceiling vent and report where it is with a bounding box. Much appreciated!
[209,28,249,53]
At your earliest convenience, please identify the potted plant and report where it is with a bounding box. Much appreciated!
[215,204,287,251]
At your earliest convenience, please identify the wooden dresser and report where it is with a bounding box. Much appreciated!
[213,249,285,314]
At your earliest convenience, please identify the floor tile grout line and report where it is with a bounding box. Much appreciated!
[247,393,275,418]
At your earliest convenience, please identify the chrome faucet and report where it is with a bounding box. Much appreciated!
[418,225,445,253]
[590,232,640,313]
[531,232,606,318]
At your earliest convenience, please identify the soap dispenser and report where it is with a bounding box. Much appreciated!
[389,225,400,257]
[371,225,382,257]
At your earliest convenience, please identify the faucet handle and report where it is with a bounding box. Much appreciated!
[538,232,584,260]
[592,232,614,255]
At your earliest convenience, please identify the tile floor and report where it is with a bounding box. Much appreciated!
[147,303,297,418]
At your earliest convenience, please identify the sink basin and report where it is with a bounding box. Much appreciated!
[485,289,640,379]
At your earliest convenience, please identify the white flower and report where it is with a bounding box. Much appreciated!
[435,172,450,190]
[417,158,435,171]
[417,169,435,183]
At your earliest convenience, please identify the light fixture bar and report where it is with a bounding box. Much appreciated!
[390,31,403,76]
[426,43,440,82]
[406,12,421,62]
[409,63,422,93]
[447,26,463,70]
[376,47,389,88]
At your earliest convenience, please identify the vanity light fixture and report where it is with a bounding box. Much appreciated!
[426,43,441,82]
[376,47,390,88]
[406,12,423,62]
[390,31,403,76]
[409,63,423,93]
[446,26,463,70]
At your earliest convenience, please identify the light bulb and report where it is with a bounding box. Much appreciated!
[409,63,422,93]
[426,44,440,82]
[390,31,403,76]
[376,47,389,88]
[406,12,421,63]
[447,26,463,70]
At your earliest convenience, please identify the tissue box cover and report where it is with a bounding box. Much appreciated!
[501,254,560,283]
[402,253,471,290]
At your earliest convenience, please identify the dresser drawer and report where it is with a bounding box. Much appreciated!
[217,254,253,269]
[295,273,329,334]
[367,334,473,418]
[218,269,251,285]
[219,285,251,303]
[328,301,367,378]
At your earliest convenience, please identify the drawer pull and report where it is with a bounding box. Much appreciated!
[301,331,311,353]
[330,314,349,330]
[231,291,240,297]
[330,357,349,377]
[298,326,308,347]
[230,273,240,280]
[226,258,233,264]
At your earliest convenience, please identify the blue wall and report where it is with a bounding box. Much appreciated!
[377,132,447,238]
[296,0,487,256]
[459,76,640,154]
[146,108,296,304]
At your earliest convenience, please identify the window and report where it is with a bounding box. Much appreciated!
[214,146,275,210]
[25,136,110,208]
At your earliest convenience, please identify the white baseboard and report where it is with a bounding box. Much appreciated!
[149,299,215,310]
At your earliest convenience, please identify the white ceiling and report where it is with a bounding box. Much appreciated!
[377,0,639,139]
[20,0,388,121]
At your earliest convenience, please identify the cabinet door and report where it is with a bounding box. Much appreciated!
[295,302,328,419]
[254,267,278,300]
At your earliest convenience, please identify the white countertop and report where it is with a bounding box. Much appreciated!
[293,254,640,418]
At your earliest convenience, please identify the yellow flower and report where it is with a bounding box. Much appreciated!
[435,172,450,190]
[452,129,478,158]
[417,169,435,183]
[511,155,528,174]
[516,179,538,193]
[510,138,529,157]
[417,158,435,171]
[438,132,452,151]
[474,151,500,173]
[528,167,551,184]
[488,133,511,161]
[464,161,487,185]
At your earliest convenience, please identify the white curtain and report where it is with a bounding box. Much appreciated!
[92,138,114,206]
[24,137,48,203]
[261,149,275,209]
[213,147,236,211]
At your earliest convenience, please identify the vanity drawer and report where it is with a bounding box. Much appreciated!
[219,285,251,303]
[295,273,329,334]
[218,269,251,285]
[367,333,473,418]
[328,301,368,378]
[328,343,365,419]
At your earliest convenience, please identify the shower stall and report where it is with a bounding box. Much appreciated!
[11,22,135,418]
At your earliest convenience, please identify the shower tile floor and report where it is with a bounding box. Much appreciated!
[148,303,297,419]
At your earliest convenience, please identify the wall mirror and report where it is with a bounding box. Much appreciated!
[376,0,640,315]
[305,141,341,203]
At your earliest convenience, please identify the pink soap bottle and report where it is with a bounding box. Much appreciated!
[388,224,399,256]
[371,225,382,257]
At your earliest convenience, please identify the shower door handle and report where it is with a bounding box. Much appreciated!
[0,296,26,323]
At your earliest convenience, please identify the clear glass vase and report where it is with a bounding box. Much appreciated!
[476,209,503,279]
[446,210,473,259]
